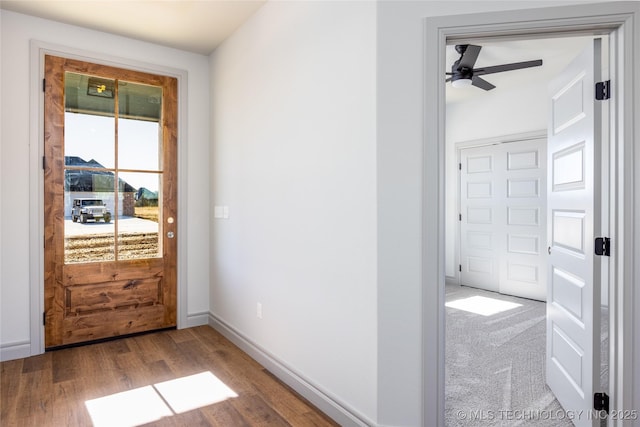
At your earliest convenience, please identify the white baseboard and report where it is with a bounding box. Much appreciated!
[445,276,459,286]
[185,311,209,328]
[207,313,375,427]
[0,340,31,362]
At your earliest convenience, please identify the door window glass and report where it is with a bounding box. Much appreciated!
[63,73,163,263]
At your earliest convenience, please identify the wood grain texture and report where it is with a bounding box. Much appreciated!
[1,326,339,427]
[44,55,67,347]
[65,276,161,314]
[43,55,178,348]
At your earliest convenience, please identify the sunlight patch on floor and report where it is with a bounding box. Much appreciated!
[85,386,172,427]
[155,371,238,414]
[446,295,522,316]
[85,371,237,427]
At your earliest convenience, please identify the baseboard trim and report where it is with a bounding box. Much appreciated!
[0,340,31,362]
[208,313,374,427]
[185,311,209,328]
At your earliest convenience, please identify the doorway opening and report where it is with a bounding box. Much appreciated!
[444,34,611,425]
[424,3,638,426]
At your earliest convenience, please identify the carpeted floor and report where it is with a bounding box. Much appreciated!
[445,284,574,427]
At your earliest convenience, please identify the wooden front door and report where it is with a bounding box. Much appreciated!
[44,55,178,348]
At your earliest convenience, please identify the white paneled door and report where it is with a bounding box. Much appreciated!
[546,39,604,426]
[460,138,547,301]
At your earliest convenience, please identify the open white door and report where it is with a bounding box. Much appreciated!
[546,39,604,426]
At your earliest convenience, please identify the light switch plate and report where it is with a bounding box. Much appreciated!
[214,206,223,219]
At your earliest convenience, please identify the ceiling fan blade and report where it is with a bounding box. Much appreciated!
[471,76,496,91]
[458,44,482,69]
[474,59,543,76]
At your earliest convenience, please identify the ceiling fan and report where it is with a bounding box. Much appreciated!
[446,44,543,91]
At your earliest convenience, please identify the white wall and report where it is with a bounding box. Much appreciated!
[0,10,211,359]
[209,1,377,424]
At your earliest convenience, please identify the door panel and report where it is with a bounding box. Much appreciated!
[501,140,546,300]
[44,55,178,348]
[459,138,546,300]
[546,39,602,427]
[460,149,499,292]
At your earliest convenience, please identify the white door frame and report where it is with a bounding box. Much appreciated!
[424,3,639,425]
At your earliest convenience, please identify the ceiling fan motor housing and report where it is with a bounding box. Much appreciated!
[451,60,473,82]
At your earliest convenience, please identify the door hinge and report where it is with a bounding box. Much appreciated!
[42,156,46,170]
[594,392,609,414]
[43,312,46,326]
[595,80,610,100]
[42,78,46,93]
[459,163,462,170]
[459,264,462,272]
[459,213,462,221]
[595,237,610,256]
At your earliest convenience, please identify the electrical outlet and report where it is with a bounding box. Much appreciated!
[256,302,262,319]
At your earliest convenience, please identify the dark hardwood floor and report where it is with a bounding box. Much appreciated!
[1,325,339,426]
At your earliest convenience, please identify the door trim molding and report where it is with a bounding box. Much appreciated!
[455,130,547,151]
[28,40,190,355]
[424,2,639,425]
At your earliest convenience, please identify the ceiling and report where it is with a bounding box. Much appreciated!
[0,0,266,55]
[445,37,594,104]
[2,1,594,104]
